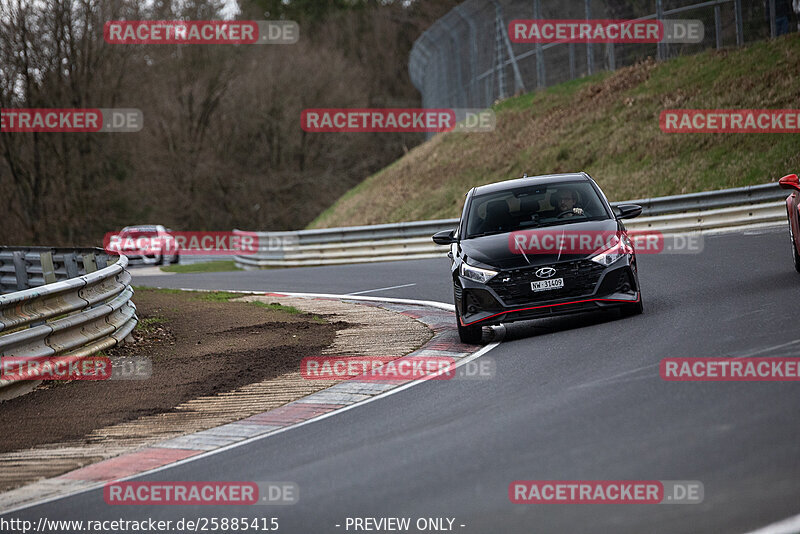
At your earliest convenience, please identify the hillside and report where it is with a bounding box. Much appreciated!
[309,34,800,229]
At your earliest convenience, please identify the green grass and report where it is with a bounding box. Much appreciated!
[132,287,242,301]
[136,316,166,333]
[309,34,800,229]
[159,261,242,274]
[248,301,325,323]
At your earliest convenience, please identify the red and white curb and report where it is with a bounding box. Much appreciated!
[0,292,500,515]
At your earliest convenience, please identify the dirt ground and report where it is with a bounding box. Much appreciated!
[0,289,345,453]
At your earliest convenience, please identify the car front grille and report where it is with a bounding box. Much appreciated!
[487,260,606,306]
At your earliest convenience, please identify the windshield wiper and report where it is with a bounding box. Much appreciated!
[467,230,511,239]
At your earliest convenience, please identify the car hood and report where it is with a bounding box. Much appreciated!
[460,219,621,270]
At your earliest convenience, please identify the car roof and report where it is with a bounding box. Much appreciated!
[471,172,591,196]
[122,225,162,231]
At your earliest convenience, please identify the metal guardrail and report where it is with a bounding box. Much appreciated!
[234,183,786,268]
[0,248,137,396]
[623,183,786,216]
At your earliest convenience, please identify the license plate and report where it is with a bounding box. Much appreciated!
[531,278,564,292]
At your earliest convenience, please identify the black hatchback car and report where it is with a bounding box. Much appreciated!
[433,172,644,343]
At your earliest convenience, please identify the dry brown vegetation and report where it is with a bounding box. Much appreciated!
[0,0,461,245]
[310,34,800,228]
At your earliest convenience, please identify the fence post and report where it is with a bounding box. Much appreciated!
[607,42,616,71]
[455,6,479,107]
[496,2,526,94]
[769,0,777,38]
[441,16,466,108]
[569,42,576,79]
[585,0,594,75]
[715,5,723,49]
[656,0,665,60]
[734,0,744,46]
[534,0,546,88]
[494,4,506,99]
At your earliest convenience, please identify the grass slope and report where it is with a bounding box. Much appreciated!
[310,35,800,228]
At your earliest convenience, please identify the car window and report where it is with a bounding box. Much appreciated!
[466,182,610,238]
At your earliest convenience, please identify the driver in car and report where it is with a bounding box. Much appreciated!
[553,188,584,217]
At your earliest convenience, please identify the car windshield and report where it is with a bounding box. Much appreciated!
[465,181,610,238]
[121,228,158,237]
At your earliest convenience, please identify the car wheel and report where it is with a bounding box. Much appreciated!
[456,310,483,344]
[789,223,800,273]
[155,254,164,266]
[620,299,643,317]
[171,254,180,265]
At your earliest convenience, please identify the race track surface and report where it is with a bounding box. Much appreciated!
[6,227,800,533]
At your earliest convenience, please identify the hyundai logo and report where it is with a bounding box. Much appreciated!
[535,267,556,279]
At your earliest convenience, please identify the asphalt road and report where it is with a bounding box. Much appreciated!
[6,226,800,533]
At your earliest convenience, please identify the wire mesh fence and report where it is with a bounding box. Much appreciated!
[409,0,791,111]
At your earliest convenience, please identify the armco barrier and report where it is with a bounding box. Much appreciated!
[0,248,137,397]
[234,183,786,268]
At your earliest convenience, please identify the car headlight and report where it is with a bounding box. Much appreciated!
[590,233,633,266]
[460,262,498,284]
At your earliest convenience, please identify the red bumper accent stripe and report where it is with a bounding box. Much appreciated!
[460,296,640,326]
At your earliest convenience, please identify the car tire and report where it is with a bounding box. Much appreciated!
[789,223,800,273]
[155,254,164,266]
[794,244,800,274]
[171,254,180,265]
[620,299,643,317]
[456,310,483,344]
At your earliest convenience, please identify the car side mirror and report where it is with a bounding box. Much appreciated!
[432,229,457,245]
[779,174,800,192]
[615,204,643,220]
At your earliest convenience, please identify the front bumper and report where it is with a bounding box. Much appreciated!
[456,257,639,327]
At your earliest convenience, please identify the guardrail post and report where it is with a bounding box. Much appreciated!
[82,254,97,274]
[64,253,79,279]
[40,252,56,285]
[714,5,723,49]
[734,0,744,46]
[12,251,28,291]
